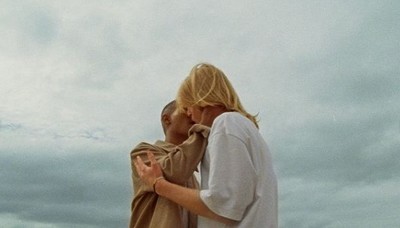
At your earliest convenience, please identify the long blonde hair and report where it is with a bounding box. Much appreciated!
[176,63,259,128]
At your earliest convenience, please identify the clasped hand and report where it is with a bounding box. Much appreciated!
[133,151,163,192]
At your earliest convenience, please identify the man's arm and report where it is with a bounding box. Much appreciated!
[158,124,210,184]
[131,124,210,185]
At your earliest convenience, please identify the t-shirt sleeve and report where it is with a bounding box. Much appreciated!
[199,132,257,221]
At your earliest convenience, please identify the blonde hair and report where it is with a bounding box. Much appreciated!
[176,63,259,128]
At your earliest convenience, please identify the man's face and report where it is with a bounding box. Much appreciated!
[169,109,195,136]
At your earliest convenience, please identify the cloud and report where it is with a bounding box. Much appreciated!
[0,145,131,228]
[280,177,400,227]
[1,0,399,227]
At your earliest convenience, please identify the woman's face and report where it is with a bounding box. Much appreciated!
[186,105,203,124]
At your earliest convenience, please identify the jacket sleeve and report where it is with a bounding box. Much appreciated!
[130,142,164,194]
[130,124,210,186]
[158,124,210,185]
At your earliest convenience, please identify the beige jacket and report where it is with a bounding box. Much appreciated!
[129,124,210,228]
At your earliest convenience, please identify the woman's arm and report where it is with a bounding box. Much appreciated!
[134,151,237,225]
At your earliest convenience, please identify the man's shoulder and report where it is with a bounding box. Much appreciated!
[130,141,158,155]
[130,140,172,156]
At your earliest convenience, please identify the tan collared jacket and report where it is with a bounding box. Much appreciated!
[129,124,210,228]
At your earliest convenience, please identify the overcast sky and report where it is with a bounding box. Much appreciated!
[1,0,399,227]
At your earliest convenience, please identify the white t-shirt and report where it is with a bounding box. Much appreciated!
[199,112,278,228]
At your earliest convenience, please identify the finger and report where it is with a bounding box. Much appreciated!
[136,155,145,166]
[136,156,147,173]
[147,151,163,178]
[133,158,142,175]
[147,151,157,166]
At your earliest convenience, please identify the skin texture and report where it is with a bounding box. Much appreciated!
[163,108,195,145]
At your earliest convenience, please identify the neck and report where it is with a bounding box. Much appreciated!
[164,133,186,145]
[200,105,228,127]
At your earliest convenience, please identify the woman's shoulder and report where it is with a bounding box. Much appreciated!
[215,111,248,124]
[213,112,255,133]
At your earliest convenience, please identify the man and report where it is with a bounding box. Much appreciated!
[130,100,210,228]
[134,63,278,227]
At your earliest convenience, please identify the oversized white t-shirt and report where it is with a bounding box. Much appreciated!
[198,112,278,228]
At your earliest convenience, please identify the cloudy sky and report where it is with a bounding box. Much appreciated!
[1,0,399,227]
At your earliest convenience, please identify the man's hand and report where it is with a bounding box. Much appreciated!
[133,151,164,192]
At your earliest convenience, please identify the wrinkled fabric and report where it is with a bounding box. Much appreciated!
[130,124,210,228]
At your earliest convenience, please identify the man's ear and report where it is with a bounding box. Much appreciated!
[162,114,171,126]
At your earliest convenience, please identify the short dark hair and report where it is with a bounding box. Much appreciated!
[161,100,176,117]
[161,100,176,134]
